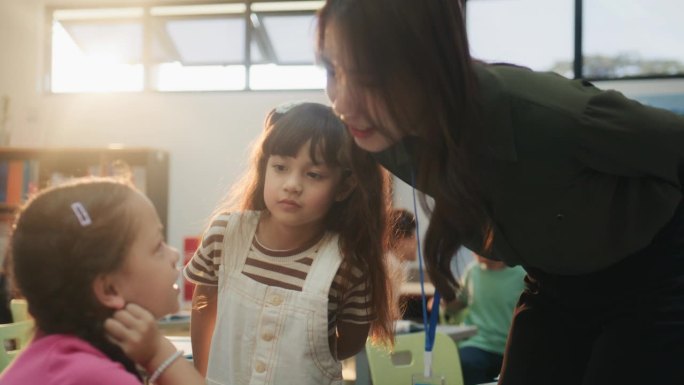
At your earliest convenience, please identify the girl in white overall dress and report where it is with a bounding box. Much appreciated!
[184,102,397,385]
[207,211,343,384]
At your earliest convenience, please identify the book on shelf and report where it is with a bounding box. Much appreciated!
[0,162,7,203]
[0,157,153,208]
[0,159,38,206]
[6,160,24,205]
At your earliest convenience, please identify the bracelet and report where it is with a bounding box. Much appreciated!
[148,350,184,384]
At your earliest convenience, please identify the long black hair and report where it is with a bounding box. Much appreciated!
[318,0,491,301]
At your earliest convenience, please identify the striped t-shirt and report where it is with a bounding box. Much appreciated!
[184,212,376,335]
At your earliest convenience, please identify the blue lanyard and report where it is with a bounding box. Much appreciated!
[410,171,441,374]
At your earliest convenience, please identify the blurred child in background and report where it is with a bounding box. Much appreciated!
[446,254,525,385]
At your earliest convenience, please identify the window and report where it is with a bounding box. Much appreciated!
[583,0,684,78]
[466,0,684,80]
[48,1,325,93]
[149,4,248,91]
[466,0,574,76]
[247,11,324,90]
[49,0,684,93]
[51,8,145,92]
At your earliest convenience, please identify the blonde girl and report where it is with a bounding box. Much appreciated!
[1,177,204,385]
[184,102,394,385]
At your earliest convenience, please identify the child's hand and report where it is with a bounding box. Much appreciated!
[104,303,168,368]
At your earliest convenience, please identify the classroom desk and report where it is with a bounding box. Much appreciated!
[158,311,191,336]
[435,324,478,341]
[167,335,193,360]
[163,313,192,361]
[400,282,435,297]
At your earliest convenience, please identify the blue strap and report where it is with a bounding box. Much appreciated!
[410,170,441,353]
[426,291,440,352]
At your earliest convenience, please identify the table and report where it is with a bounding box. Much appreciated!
[436,324,478,341]
[167,335,193,360]
[400,282,435,296]
[158,311,190,336]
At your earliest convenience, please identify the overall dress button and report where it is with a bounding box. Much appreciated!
[270,295,283,305]
[262,332,274,341]
[255,361,266,373]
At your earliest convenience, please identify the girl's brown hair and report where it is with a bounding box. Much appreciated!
[318,0,491,301]
[388,208,416,250]
[8,177,142,379]
[220,102,395,345]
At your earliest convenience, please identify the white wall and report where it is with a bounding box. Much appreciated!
[39,91,329,251]
[0,0,43,146]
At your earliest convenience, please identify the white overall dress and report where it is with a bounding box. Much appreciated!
[206,211,344,385]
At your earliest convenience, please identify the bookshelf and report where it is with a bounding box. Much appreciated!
[0,147,169,244]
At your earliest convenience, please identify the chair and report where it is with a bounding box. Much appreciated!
[441,306,469,326]
[10,299,29,322]
[365,332,463,385]
[0,319,34,371]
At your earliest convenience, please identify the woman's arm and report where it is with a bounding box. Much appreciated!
[579,89,684,185]
[190,284,218,376]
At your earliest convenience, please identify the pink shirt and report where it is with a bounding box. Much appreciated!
[0,334,141,385]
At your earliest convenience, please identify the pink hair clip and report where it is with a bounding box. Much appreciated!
[71,202,92,227]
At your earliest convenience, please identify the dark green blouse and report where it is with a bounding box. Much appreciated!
[375,63,684,274]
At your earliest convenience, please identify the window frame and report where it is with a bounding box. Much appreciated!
[45,1,324,93]
[45,0,684,94]
[464,0,684,81]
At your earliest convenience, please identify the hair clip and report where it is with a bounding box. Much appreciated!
[71,202,92,227]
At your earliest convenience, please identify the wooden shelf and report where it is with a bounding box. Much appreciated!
[0,146,169,235]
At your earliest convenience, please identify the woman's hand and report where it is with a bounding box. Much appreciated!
[104,303,174,370]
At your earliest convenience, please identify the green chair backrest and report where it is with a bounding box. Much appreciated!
[443,307,469,326]
[10,299,29,322]
[0,319,34,372]
[366,332,463,385]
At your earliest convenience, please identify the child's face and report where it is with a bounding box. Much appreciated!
[263,140,346,231]
[110,192,180,318]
